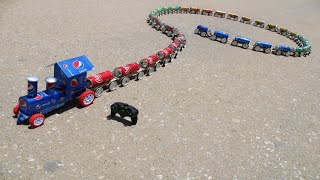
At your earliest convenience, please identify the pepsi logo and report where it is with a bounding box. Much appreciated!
[34,94,43,100]
[28,83,34,92]
[63,64,68,68]
[71,78,78,87]
[72,60,84,69]
[19,99,26,107]
[47,83,55,89]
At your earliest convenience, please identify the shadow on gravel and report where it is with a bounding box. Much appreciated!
[107,115,134,127]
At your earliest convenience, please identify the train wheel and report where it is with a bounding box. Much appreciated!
[194,29,199,34]
[13,104,19,116]
[29,113,45,128]
[235,17,239,21]
[94,87,104,97]
[240,19,244,23]
[147,67,154,76]
[214,13,218,17]
[154,63,161,71]
[108,81,118,91]
[221,38,227,44]
[231,40,238,46]
[285,52,290,57]
[227,15,230,19]
[136,71,144,80]
[79,90,95,107]
[167,31,172,37]
[276,50,282,56]
[254,46,260,51]
[253,22,257,26]
[209,12,213,16]
[260,24,265,28]
[264,48,271,54]
[266,26,269,30]
[242,43,249,49]
[209,35,217,41]
[200,31,206,37]
[222,14,226,18]
[120,77,130,87]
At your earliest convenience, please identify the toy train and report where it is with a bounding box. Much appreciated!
[13,34,186,128]
[194,24,311,57]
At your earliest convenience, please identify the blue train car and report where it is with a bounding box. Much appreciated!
[209,31,229,43]
[194,25,212,37]
[252,41,272,54]
[14,55,96,128]
[231,36,251,49]
[272,45,293,56]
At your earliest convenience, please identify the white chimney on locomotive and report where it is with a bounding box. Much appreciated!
[27,76,40,98]
[45,76,57,94]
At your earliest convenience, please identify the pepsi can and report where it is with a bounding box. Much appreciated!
[27,76,39,97]
[45,76,57,94]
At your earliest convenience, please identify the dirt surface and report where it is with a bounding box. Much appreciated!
[0,0,319,179]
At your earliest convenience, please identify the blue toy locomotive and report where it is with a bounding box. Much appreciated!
[13,56,96,128]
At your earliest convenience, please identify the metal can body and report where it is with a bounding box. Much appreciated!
[27,76,39,98]
[168,41,180,51]
[87,71,114,88]
[113,62,140,78]
[140,55,159,69]
[45,77,57,94]
[157,47,173,59]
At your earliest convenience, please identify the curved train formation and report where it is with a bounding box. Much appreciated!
[13,6,311,128]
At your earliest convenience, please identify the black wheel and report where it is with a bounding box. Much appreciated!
[131,117,138,125]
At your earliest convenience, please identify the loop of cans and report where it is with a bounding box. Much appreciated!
[148,6,311,57]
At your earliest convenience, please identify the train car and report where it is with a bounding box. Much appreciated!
[180,7,189,14]
[253,20,265,28]
[231,36,251,49]
[168,40,181,58]
[209,31,229,44]
[13,56,96,128]
[152,19,165,31]
[272,45,292,56]
[240,16,252,24]
[113,62,144,87]
[162,25,176,37]
[87,71,118,97]
[277,27,289,36]
[189,7,201,14]
[157,47,174,66]
[266,24,277,32]
[139,54,161,75]
[163,6,172,15]
[214,10,226,18]
[252,41,272,54]
[288,32,298,40]
[227,13,239,21]
[201,8,214,16]
[194,25,212,37]
[171,6,181,13]
[157,7,165,16]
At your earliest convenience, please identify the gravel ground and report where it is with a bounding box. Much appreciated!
[0,0,319,179]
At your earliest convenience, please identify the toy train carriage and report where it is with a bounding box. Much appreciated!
[139,54,161,75]
[201,8,214,16]
[147,14,157,24]
[194,25,212,37]
[266,24,277,32]
[162,25,176,37]
[277,27,289,36]
[240,16,252,24]
[14,56,96,128]
[214,10,226,18]
[227,13,239,21]
[189,7,201,14]
[171,6,181,13]
[231,36,251,49]
[163,6,173,14]
[288,32,298,40]
[168,40,182,58]
[113,62,144,87]
[272,45,293,56]
[252,41,272,54]
[157,7,166,16]
[87,71,118,97]
[180,7,189,13]
[152,19,165,31]
[157,47,174,66]
[294,46,311,57]
[253,20,265,28]
[210,31,229,44]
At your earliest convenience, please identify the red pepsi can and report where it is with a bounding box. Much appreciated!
[45,77,57,94]
[27,76,39,97]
